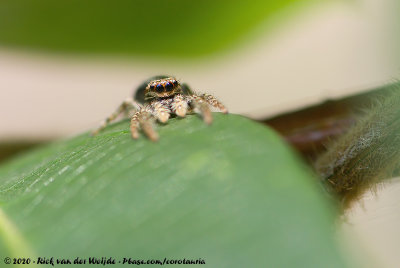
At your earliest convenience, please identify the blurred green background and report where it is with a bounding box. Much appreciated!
[0,0,315,57]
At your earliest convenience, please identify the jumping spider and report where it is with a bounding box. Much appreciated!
[92,75,228,141]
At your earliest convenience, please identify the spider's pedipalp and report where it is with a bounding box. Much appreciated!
[172,94,189,117]
[152,101,171,123]
[92,98,138,136]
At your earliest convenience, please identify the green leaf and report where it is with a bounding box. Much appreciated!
[0,114,349,267]
[0,0,317,57]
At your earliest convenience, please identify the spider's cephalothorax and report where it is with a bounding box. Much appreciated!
[93,75,228,141]
[145,77,181,100]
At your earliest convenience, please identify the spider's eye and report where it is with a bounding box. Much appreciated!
[173,80,178,87]
[149,84,155,90]
[165,82,173,92]
[156,84,164,93]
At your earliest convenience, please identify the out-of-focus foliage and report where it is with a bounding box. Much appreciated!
[0,0,316,57]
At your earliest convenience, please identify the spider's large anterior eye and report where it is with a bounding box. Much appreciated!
[165,82,173,92]
[156,84,164,93]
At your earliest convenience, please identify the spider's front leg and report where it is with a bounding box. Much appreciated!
[199,93,228,114]
[130,101,171,142]
[92,98,139,136]
[188,93,228,125]
[130,109,158,142]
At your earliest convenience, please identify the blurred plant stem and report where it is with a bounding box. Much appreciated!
[0,142,46,164]
[262,83,396,161]
[314,85,400,207]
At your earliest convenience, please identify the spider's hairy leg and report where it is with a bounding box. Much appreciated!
[189,95,213,125]
[151,101,171,123]
[130,112,140,139]
[130,108,159,142]
[171,94,189,117]
[92,98,138,136]
[199,93,228,114]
